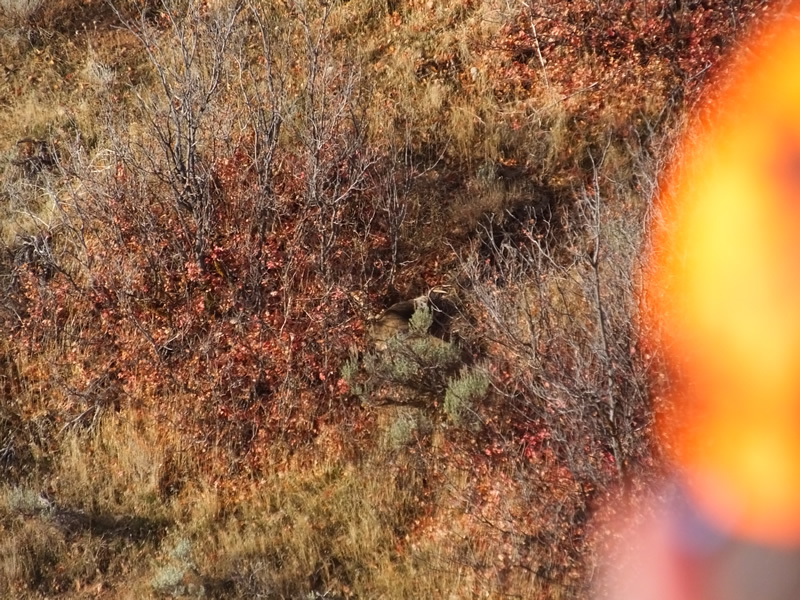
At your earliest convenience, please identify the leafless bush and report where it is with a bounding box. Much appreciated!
[286,1,379,282]
[464,148,654,490]
[447,146,663,592]
[0,0,404,452]
[106,0,245,268]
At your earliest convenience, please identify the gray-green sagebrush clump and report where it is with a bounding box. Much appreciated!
[444,368,489,427]
[151,538,203,598]
[343,304,488,426]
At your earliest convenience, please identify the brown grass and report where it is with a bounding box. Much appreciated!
[2,407,552,598]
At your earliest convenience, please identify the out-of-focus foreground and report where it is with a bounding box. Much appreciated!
[0,0,771,598]
[601,3,800,599]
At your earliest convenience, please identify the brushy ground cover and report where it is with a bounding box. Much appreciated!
[0,0,772,597]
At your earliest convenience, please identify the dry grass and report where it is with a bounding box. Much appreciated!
[0,414,168,598]
[1,408,543,598]
[0,0,43,24]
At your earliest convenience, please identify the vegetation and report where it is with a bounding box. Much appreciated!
[0,0,770,597]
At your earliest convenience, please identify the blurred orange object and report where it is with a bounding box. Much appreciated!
[645,1,800,546]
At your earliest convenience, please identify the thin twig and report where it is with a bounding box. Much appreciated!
[521,1,550,89]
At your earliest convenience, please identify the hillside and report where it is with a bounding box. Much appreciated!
[0,0,770,598]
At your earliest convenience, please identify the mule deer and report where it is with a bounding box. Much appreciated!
[368,287,454,349]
